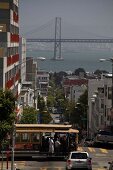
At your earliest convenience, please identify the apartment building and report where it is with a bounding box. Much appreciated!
[0,0,19,97]
[88,74,113,138]
[37,70,49,97]
[88,78,104,137]
[26,57,37,89]
[63,76,88,103]
[19,37,26,83]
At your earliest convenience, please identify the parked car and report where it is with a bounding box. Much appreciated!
[84,138,94,147]
[94,130,113,144]
[66,151,92,170]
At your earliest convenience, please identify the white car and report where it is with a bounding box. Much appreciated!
[66,151,92,170]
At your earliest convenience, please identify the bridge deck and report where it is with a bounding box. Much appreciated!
[27,38,113,43]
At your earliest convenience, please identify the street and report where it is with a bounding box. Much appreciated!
[1,146,113,170]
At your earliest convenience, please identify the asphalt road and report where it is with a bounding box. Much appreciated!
[1,146,113,170]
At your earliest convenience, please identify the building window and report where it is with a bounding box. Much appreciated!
[0,24,6,32]
[101,99,104,109]
[108,87,112,100]
[0,2,9,9]
[98,87,104,93]
[21,133,30,142]
[104,85,107,97]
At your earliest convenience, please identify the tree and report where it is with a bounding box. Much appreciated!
[64,90,88,129]
[73,68,86,77]
[37,95,45,112]
[37,95,52,123]
[64,101,75,122]
[0,89,16,145]
[20,107,37,124]
[75,90,88,129]
[47,95,55,108]
[94,69,108,78]
[53,71,67,87]
[41,110,52,124]
[77,89,88,107]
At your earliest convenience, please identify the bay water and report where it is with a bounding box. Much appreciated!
[27,45,113,73]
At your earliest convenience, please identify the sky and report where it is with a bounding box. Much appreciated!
[19,0,113,38]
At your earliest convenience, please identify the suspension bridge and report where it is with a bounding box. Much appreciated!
[25,17,113,60]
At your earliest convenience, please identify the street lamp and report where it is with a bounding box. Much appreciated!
[99,58,113,108]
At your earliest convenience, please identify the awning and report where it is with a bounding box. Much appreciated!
[68,128,79,133]
[16,128,79,133]
[15,124,79,134]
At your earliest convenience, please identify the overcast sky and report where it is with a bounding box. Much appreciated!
[19,0,113,38]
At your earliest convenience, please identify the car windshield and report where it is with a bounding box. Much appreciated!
[71,153,88,159]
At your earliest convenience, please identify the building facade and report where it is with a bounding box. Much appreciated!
[0,0,19,97]
[37,70,49,97]
[63,76,88,103]
[88,74,113,138]
[26,57,37,89]
[19,37,26,83]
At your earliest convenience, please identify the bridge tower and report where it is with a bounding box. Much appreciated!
[53,17,63,60]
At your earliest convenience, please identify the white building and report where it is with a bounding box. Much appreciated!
[63,76,88,103]
[37,70,49,97]
[88,74,113,138]
[20,81,37,109]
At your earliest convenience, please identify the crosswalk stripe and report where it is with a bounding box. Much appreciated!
[85,147,109,154]
[77,146,84,151]
[76,146,109,154]
[100,148,108,153]
[95,168,106,170]
[88,147,96,152]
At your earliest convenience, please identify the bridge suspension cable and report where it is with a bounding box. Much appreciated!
[25,17,113,61]
[22,18,55,38]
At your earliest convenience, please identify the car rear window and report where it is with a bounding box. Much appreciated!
[71,153,88,159]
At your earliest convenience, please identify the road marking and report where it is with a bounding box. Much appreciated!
[95,153,107,157]
[100,148,108,153]
[40,167,64,170]
[88,147,95,152]
[16,161,26,165]
[77,146,84,151]
[94,168,106,170]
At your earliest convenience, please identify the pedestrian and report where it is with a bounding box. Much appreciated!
[49,137,54,155]
[55,138,61,155]
[60,135,67,156]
